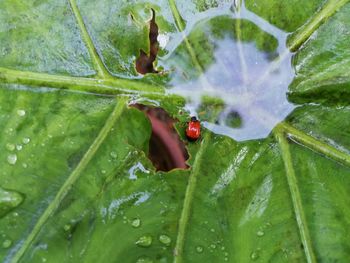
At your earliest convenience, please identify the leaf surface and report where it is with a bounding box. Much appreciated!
[0,0,349,262]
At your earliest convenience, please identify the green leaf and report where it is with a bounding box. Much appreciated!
[0,0,95,76]
[0,0,350,262]
[289,3,350,103]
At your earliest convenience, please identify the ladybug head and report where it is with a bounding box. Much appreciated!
[190,116,198,122]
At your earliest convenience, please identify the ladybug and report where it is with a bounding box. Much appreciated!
[186,116,201,141]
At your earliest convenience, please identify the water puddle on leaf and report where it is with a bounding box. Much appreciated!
[165,2,295,141]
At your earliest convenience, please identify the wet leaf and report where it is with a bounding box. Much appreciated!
[0,0,349,262]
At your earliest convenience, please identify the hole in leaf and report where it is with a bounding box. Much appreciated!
[131,104,189,171]
[135,9,159,74]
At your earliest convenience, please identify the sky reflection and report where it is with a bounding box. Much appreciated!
[168,4,295,141]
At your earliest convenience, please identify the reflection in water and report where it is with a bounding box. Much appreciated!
[167,3,295,141]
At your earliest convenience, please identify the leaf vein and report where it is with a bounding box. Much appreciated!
[10,98,127,262]
[173,133,211,263]
[68,0,111,78]
[275,131,317,263]
[280,123,350,167]
[0,67,165,95]
[288,0,350,52]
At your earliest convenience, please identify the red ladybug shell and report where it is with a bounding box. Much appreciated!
[186,116,201,141]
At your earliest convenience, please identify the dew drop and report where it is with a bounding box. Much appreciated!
[110,151,117,159]
[250,251,259,260]
[63,224,71,232]
[135,235,152,247]
[17,109,26,117]
[210,228,215,233]
[136,257,153,263]
[196,246,203,253]
[16,144,23,151]
[224,257,228,261]
[22,138,30,144]
[2,239,12,248]
[257,230,265,237]
[22,163,28,168]
[101,170,106,174]
[159,234,171,246]
[0,187,24,218]
[6,143,15,151]
[7,154,17,165]
[210,244,216,249]
[131,218,141,228]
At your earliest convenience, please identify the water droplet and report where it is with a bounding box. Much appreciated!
[224,252,229,257]
[22,163,28,168]
[221,246,225,251]
[101,170,106,174]
[7,154,17,165]
[210,228,215,232]
[63,224,71,232]
[224,257,228,261]
[196,246,203,253]
[159,234,171,246]
[110,151,117,159]
[2,239,12,248]
[257,230,264,237]
[136,257,153,263]
[135,235,152,247]
[16,144,23,151]
[131,218,141,228]
[0,187,24,218]
[22,137,30,144]
[17,109,26,116]
[251,251,259,260]
[210,244,216,249]
[6,143,15,151]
